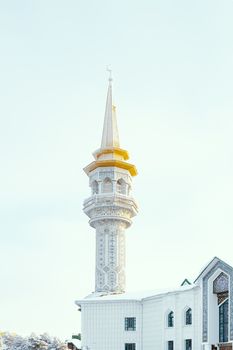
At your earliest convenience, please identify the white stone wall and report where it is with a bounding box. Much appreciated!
[79,287,203,350]
[142,287,202,350]
[142,297,163,349]
[81,301,142,350]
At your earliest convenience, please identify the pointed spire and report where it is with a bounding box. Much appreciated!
[84,73,138,176]
[101,72,120,149]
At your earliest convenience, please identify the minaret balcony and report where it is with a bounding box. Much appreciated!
[83,193,138,226]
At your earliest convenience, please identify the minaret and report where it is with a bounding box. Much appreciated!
[83,75,138,294]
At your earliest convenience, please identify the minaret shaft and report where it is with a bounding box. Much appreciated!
[95,221,126,293]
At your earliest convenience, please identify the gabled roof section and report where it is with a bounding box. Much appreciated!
[194,256,233,283]
[181,278,191,286]
[75,284,197,305]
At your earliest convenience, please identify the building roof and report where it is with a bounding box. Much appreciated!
[75,257,233,307]
[194,256,233,283]
[67,339,81,349]
[75,283,197,305]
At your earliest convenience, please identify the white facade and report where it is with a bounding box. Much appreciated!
[79,285,200,350]
[77,259,233,350]
[76,79,233,350]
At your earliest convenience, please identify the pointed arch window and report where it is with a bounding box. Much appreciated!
[116,178,127,195]
[102,178,113,193]
[185,308,192,325]
[92,180,99,195]
[219,299,229,342]
[168,311,174,327]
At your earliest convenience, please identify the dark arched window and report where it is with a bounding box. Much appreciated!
[102,178,113,193]
[185,308,192,325]
[116,178,127,195]
[168,311,174,327]
[219,299,229,342]
[92,180,99,195]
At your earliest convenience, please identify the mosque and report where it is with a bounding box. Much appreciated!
[75,77,233,350]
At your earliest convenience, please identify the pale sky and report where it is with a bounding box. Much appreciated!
[1,0,233,340]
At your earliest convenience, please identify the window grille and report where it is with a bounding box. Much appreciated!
[185,308,192,325]
[168,311,174,327]
[125,317,136,331]
[185,339,192,350]
[168,340,174,350]
[219,299,229,342]
[125,343,136,350]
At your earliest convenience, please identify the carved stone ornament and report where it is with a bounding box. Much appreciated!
[213,272,229,294]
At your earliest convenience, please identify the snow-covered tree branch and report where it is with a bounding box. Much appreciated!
[1,332,66,350]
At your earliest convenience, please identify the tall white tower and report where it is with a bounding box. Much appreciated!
[83,76,138,294]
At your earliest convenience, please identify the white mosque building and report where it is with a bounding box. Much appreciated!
[75,77,233,350]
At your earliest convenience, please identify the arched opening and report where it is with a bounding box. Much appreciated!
[185,308,192,325]
[219,299,229,343]
[92,180,99,195]
[102,178,113,193]
[206,270,230,346]
[116,178,127,195]
[167,311,174,327]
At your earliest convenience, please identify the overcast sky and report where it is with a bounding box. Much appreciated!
[1,0,233,340]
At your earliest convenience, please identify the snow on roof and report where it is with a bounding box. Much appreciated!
[67,339,81,349]
[75,283,197,305]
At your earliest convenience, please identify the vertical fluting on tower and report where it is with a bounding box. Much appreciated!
[83,77,138,294]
